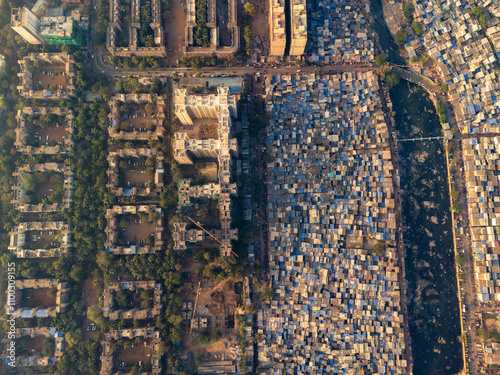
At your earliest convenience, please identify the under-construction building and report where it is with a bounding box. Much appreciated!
[173,87,238,256]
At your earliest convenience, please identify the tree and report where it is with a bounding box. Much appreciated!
[455,254,464,265]
[198,330,211,344]
[394,29,408,47]
[372,240,387,256]
[374,54,387,66]
[412,21,423,36]
[57,354,73,374]
[65,329,82,348]
[385,71,401,87]
[403,2,414,23]
[442,84,448,93]
[156,341,168,355]
[244,26,252,57]
[115,290,129,308]
[450,186,459,200]
[243,2,255,17]
[263,287,274,300]
[0,252,14,268]
[410,55,419,63]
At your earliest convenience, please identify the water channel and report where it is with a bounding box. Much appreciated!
[370,0,463,373]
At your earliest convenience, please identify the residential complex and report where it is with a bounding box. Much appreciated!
[15,106,75,154]
[17,53,77,100]
[107,0,166,57]
[269,0,286,56]
[9,221,71,258]
[108,93,166,141]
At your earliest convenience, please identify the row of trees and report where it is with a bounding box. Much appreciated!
[194,0,211,47]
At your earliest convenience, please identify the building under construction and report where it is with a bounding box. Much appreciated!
[173,87,238,256]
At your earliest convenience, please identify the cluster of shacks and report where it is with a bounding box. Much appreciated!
[408,0,500,133]
[258,72,409,373]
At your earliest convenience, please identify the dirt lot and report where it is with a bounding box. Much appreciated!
[22,288,56,308]
[120,108,157,132]
[180,119,220,140]
[18,335,50,355]
[118,215,155,244]
[165,0,187,64]
[115,339,152,366]
[33,64,67,91]
[120,157,152,188]
[249,0,270,57]
[484,316,500,334]
[25,230,60,249]
[82,278,98,307]
[197,162,218,182]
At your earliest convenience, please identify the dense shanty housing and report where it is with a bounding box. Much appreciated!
[1,327,66,367]
[102,281,162,320]
[409,0,500,133]
[462,137,500,303]
[108,93,166,141]
[17,52,77,100]
[174,87,238,256]
[308,0,375,63]
[15,107,75,154]
[260,73,408,373]
[9,221,71,258]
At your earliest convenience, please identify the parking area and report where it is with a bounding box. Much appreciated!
[119,157,152,188]
[118,214,155,246]
[32,65,67,91]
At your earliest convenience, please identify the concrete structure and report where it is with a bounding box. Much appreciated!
[5,279,71,318]
[260,73,409,372]
[102,281,162,320]
[100,328,162,375]
[107,148,164,196]
[11,163,74,213]
[174,87,239,256]
[289,0,307,56]
[15,107,74,154]
[1,327,65,367]
[184,0,239,56]
[105,205,164,255]
[108,93,166,141]
[106,0,166,57]
[10,7,44,44]
[173,222,205,250]
[269,0,287,56]
[9,221,71,258]
[40,17,85,46]
[17,53,77,100]
[178,179,221,205]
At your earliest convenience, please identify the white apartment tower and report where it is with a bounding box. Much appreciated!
[11,7,45,44]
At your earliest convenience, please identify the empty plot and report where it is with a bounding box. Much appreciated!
[180,119,220,140]
[118,214,155,245]
[114,338,152,371]
[18,336,54,357]
[21,288,57,309]
[119,157,153,188]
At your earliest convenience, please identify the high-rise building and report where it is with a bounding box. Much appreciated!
[289,0,307,56]
[10,7,45,44]
[40,17,85,46]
